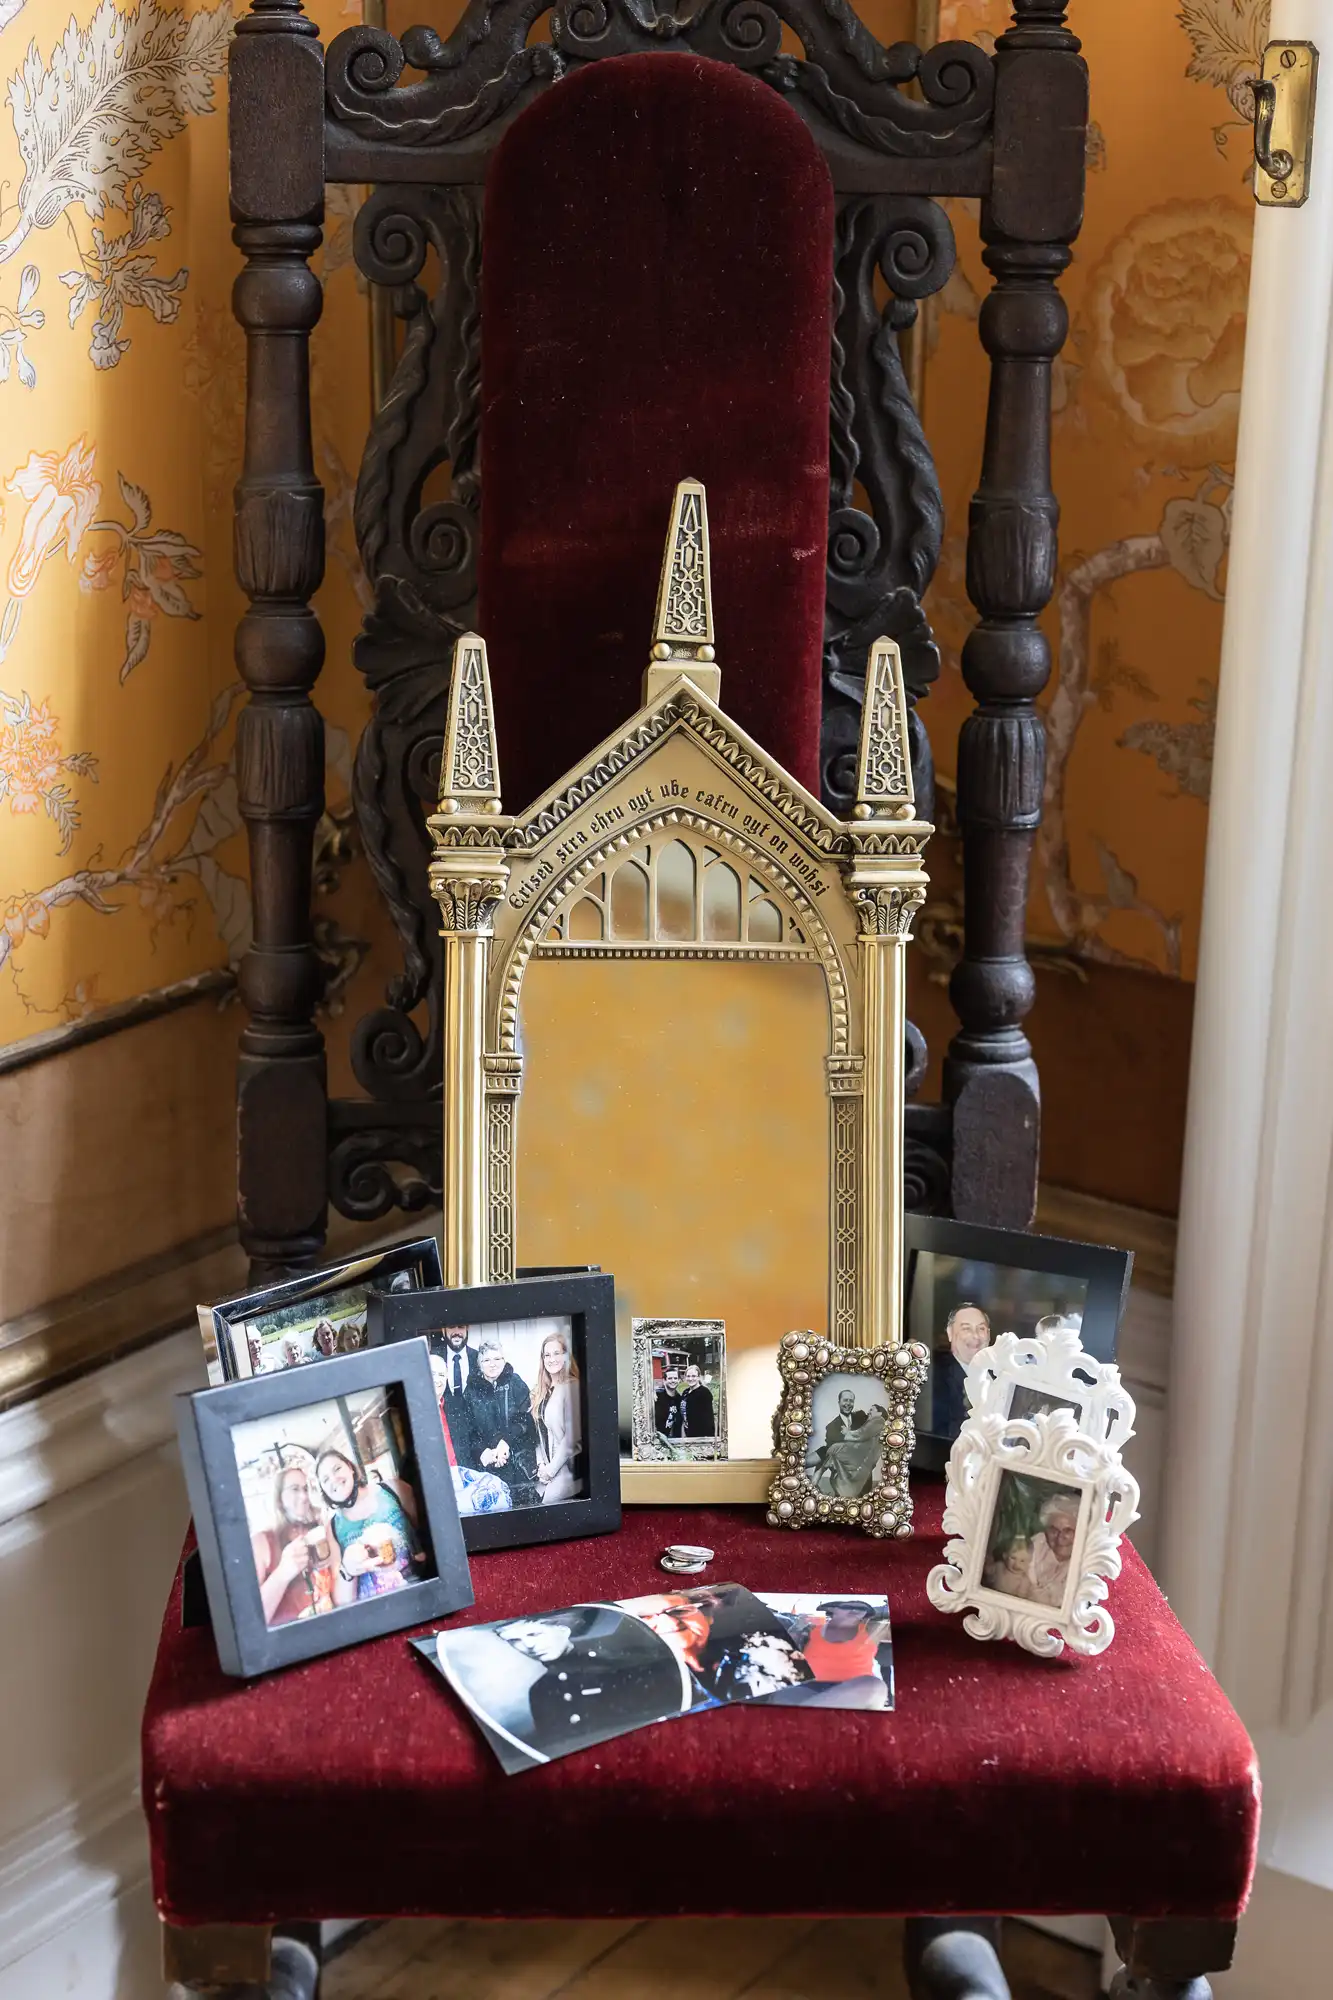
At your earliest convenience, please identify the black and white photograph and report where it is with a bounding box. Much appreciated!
[755,1594,895,1709]
[368,1274,621,1553]
[630,1316,727,1463]
[175,1339,472,1677]
[804,1371,892,1500]
[232,1385,432,1628]
[419,1600,695,1773]
[903,1215,1133,1464]
[981,1470,1086,1612]
[416,1582,818,1772]
[199,1238,443,1385]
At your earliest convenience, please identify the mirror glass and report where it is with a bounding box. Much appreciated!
[516,958,830,1456]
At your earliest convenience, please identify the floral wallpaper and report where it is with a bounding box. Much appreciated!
[0,0,1264,1215]
[921,0,1264,983]
[0,0,371,1051]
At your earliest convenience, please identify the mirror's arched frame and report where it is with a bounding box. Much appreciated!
[428,482,933,1498]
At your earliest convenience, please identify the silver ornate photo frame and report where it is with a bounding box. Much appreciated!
[926,1408,1141,1658]
[766,1331,930,1537]
[630,1317,728,1464]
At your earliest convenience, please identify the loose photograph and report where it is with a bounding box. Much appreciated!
[423,1316,584,1518]
[416,1582,817,1771]
[981,1471,1085,1612]
[630,1317,727,1462]
[754,1595,894,1709]
[805,1371,892,1500]
[231,1385,434,1628]
[420,1599,695,1772]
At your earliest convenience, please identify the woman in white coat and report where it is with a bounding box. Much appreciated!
[533,1328,583,1502]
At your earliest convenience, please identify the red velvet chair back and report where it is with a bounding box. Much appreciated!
[478,54,834,809]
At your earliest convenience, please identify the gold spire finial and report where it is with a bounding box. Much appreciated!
[439,631,501,814]
[643,478,720,702]
[853,638,916,820]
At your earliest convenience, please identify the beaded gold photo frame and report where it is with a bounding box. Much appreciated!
[767,1332,930,1537]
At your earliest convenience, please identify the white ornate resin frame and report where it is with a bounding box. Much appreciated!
[766,1331,930,1537]
[926,1409,1141,1658]
[427,481,932,1502]
[965,1321,1136,1456]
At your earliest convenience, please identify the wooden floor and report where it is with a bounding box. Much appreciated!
[323,1916,1102,2000]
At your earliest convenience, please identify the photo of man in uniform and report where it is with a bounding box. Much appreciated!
[430,1605,691,1771]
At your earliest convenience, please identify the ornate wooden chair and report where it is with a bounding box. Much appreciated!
[230,0,1085,1276]
[145,14,1259,2000]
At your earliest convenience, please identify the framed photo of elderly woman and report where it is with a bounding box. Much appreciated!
[366,1273,621,1553]
[927,1406,1140,1659]
[175,1338,472,1678]
[903,1215,1133,1471]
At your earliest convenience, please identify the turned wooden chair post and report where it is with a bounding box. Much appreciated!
[230,0,330,1277]
[945,0,1088,1228]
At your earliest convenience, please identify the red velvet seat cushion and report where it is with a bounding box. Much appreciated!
[142,1487,1258,1927]
[478,54,833,811]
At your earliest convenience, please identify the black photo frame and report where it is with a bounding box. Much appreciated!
[175,1339,472,1677]
[198,1236,444,1386]
[366,1273,621,1553]
[904,1216,1133,1472]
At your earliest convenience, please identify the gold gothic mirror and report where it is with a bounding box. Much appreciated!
[428,481,932,1499]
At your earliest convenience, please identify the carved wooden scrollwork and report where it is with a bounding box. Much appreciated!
[821,192,952,831]
[324,5,993,161]
[344,182,481,1119]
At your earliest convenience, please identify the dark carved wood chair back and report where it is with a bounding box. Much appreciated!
[227,0,1088,1275]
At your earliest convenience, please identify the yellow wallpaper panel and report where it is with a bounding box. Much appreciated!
[923,0,1264,981]
[0,0,1260,1056]
[0,0,372,1049]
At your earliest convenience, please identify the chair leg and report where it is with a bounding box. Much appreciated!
[904,1917,1011,1999]
[1107,1916,1238,2000]
[162,1923,319,1999]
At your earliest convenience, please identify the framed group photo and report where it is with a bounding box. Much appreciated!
[367,1273,621,1552]
[903,1216,1133,1469]
[175,1339,472,1677]
[198,1237,444,1386]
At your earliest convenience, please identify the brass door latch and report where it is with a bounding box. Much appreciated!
[1254,40,1318,207]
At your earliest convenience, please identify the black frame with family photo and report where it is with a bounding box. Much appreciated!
[367,1273,621,1553]
[198,1236,444,1385]
[175,1339,473,1677]
[904,1215,1134,1470]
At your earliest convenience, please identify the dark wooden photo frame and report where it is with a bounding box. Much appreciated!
[367,1274,621,1554]
[905,1216,1134,1472]
[175,1339,472,1677]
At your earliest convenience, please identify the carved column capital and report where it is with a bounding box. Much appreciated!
[853,884,927,940]
[429,867,509,936]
